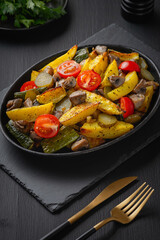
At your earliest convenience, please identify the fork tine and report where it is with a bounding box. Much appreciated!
[129,189,154,220]
[126,187,152,215]
[117,182,146,209]
[123,185,149,212]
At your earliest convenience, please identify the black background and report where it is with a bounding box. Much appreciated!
[0,0,160,240]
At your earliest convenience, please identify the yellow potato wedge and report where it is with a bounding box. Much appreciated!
[30,70,40,81]
[138,86,154,112]
[59,102,99,126]
[81,57,93,72]
[98,113,117,127]
[89,50,98,59]
[81,121,134,139]
[108,50,139,61]
[87,137,105,148]
[107,71,138,101]
[82,90,122,115]
[101,59,119,87]
[36,87,67,104]
[6,102,54,122]
[41,45,78,71]
[88,52,108,77]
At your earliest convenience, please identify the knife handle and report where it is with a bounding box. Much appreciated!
[40,220,71,240]
[75,227,96,240]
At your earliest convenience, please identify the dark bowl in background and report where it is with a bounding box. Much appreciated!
[0,0,68,32]
[0,44,160,158]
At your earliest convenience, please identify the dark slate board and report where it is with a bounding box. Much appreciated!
[0,23,160,213]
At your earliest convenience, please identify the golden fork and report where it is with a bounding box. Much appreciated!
[76,182,154,240]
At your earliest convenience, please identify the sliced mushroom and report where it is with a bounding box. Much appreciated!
[69,90,86,105]
[52,72,62,83]
[57,76,76,89]
[95,45,107,55]
[129,94,145,110]
[23,98,33,108]
[13,120,32,134]
[30,130,43,142]
[6,98,23,111]
[33,99,40,106]
[133,79,146,95]
[119,69,126,77]
[108,76,125,88]
[43,66,54,76]
[71,135,89,151]
[52,110,63,119]
[145,80,159,90]
[108,53,121,67]
[93,88,105,96]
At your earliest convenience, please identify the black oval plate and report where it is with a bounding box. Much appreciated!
[0,0,68,32]
[0,44,160,157]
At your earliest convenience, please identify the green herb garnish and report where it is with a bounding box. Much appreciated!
[0,0,66,28]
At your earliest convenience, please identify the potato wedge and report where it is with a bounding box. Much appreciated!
[59,102,99,126]
[36,87,67,104]
[80,121,134,139]
[138,86,154,112]
[108,50,139,61]
[41,45,78,71]
[101,59,119,87]
[6,102,54,122]
[89,50,98,59]
[98,113,117,127]
[30,70,39,81]
[107,71,138,101]
[82,90,122,115]
[88,52,108,77]
[81,57,93,72]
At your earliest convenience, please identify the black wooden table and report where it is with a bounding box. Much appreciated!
[0,1,160,240]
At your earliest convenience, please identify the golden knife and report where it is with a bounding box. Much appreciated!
[40,176,137,240]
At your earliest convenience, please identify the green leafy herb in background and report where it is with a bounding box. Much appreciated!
[0,0,66,28]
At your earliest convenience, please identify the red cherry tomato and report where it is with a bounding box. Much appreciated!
[20,81,37,92]
[119,61,140,73]
[34,114,60,139]
[120,97,134,119]
[57,60,81,78]
[77,70,101,91]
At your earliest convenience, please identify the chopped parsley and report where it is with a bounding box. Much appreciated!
[0,0,66,28]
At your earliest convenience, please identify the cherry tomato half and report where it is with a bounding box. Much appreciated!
[34,114,60,139]
[120,97,134,119]
[57,60,81,78]
[77,70,101,91]
[119,61,140,73]
[20,81,37,92]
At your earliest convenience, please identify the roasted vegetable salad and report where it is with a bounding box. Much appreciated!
[5,45,159,153]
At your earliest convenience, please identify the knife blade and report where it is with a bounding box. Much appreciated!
[40,176,137,240]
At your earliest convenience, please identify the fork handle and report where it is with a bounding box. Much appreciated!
[75,217,114,240]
